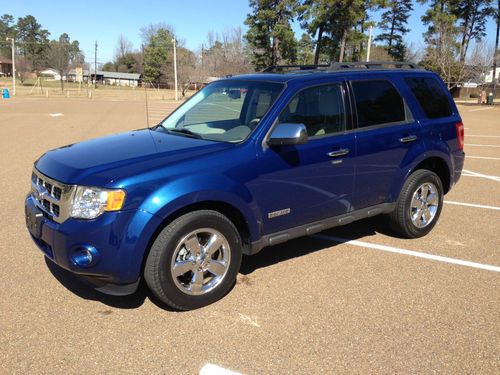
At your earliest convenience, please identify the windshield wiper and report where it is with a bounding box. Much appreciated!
[166,128,203,139]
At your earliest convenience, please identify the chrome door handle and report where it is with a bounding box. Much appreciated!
[400,135,418,143]
[327,148,350,157]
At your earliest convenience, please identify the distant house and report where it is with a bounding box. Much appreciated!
[93,71,141,87]
[0,56,13,76]
[67,70,141,87]
[40,68,64,81]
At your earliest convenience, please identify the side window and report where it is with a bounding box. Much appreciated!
[351,80,406,128]
[278,84,346,137]
[404,77,453,119]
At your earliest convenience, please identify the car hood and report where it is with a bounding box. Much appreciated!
[35,128,234,186]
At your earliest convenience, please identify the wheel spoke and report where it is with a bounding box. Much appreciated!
[421,184,430,199]
[426,192,438,206]
[190,269,204,293]
[206,260,226,276]
[411,195,420,208]
[184,235,202,256]
[172,260,195,277]
[422,208,432,223]
[204,234,224,257]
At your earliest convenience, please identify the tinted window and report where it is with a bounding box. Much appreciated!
[405,77,453,119]
[352,80,406,128]
[278,84,346,137]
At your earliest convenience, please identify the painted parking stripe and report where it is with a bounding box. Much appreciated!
[314,235,500,273]
[468,107,493,112]
[465,144,500,148]
[466,156,500,160]
[467,134,500,138]
[444,200,500,211]
[200,364,242,375]
[461,169,500,182]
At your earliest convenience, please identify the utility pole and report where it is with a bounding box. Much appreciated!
[366,26,373,62]
[492,0,499,101]
[94,40,98,89]
[6,37,15,96]
[172,38,178,101]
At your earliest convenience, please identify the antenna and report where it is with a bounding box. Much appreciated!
[144,83,150,128]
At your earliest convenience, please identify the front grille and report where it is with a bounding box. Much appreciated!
[31,170,69,220]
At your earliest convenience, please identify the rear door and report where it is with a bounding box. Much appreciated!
[350,77,424,209]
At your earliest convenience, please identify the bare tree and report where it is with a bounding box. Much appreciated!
[16,56,32,84]
[467,42,495,84]
[115,34,132,60]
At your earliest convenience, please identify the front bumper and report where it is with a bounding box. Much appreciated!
[25,195,162,294]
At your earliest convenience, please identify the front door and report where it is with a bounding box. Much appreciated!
[249,82,356,234]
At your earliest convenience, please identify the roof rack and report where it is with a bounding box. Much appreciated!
[262,61,423,73]
[329,61,422,70]
[262,64,330,73]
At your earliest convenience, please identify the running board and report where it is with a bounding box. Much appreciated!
[246,203,395,255]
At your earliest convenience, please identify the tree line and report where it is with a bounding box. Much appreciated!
[1,1,500,92]
[0,14,84,90]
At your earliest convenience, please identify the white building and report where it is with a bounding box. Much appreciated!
[40,68,65,81]
[484,67,500,83]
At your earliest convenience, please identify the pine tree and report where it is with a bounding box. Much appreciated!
[454,0,494,62]
[16,15,50,72]
[244,0,298,69]
[375,0,413,61]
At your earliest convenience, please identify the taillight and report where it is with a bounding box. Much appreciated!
[455,122,464,149]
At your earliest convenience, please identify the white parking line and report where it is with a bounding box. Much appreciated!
[461,169,500,182]
[444,200,500,210]
[467,135,500,138]
[468,107,494,112]
[465,144,500,148]
[466,156,500,160]
[200,364,242,375]
[314,235,500,272]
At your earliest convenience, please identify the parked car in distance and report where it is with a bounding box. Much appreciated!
[25,62,465,310]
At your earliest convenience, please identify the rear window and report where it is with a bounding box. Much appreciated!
[404,77,453,119]
[351,80,406,128]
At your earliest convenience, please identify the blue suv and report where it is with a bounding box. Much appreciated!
[25,62,464,310]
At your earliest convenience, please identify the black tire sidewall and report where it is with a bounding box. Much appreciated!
[146,211,242,310]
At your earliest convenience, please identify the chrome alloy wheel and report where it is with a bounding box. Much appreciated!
[170,228,231,296]
[410,182,439,228]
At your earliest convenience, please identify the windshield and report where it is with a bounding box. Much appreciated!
[160,80,284,142]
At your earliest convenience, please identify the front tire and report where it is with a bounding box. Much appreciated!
[389,169,444,238]
[144,210,242,310]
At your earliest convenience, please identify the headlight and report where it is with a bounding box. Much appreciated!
[70,186,126,219]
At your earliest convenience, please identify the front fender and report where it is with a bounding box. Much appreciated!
[138,174,263,242]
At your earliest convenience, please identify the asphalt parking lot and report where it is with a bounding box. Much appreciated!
[0,98,498,374]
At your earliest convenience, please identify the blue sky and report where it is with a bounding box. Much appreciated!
[3,0,497,63]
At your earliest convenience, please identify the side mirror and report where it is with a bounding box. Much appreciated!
[267,123,308,147]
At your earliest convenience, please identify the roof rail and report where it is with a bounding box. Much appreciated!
[262,61,423,73]
[262,64,330,73]
[329,61,422,70]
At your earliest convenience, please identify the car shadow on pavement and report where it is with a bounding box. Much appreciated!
[44,257,178,311]
[44,216,396,310]
[240,216,396,275]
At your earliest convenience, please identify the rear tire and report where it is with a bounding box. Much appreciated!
[144,210,242,310]
[389,169,444,238]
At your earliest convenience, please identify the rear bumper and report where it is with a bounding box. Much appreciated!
[25,195,162,294]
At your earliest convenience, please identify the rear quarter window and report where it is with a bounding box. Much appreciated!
[404,77,453,119]
[351,79,406,128]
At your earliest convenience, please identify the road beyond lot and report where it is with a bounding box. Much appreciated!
[0,98,499,374]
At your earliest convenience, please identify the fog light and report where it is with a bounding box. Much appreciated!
[71,245,100,267]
